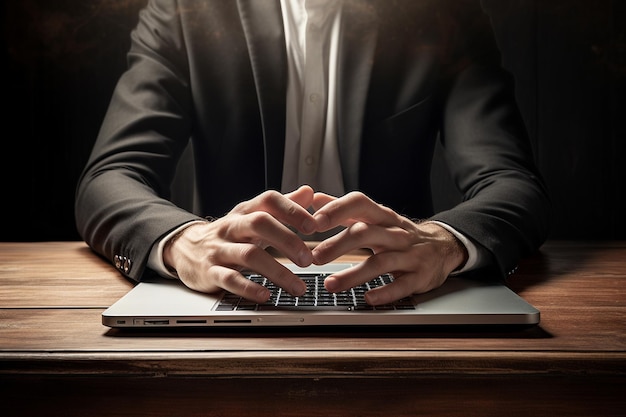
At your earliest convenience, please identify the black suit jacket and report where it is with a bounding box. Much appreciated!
[75,0,550,282]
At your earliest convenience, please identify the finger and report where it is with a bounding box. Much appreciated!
[208,265,272,303]
[234,190,317,235]
[312,222,414,265]
[313,192,402,232]
[285,185,315,209]
[173,248,274,303]
[311,192,336,211]
[323,251,407,295]
[228,211,313,267]
[364,274,418,306]
[215,242,308,297]
[366,265,449,305]
[340,251,446,305]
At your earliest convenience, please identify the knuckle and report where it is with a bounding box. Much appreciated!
[285,202,298,217]
[347,191,367,203]
[347,221,370,238]
[348,190,365,198]
[367,253,392,273]
[237,244,263,264]
[204,250,220,267]
[383,205,397,218]
[216,268,237,288]
[206,265,236,289]
[397,228,415,245]
[240,275,262,296]
[230,202,246,213]
[247,211,273,230]
[259,190,281,206]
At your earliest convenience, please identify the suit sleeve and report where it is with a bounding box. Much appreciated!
[74,0,203,281]
[430,1,551,278]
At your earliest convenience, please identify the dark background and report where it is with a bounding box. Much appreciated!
[1,0,625,242]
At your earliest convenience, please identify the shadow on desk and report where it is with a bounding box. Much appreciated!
[506,241,601,293]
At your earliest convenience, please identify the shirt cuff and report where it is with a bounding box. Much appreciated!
[147,220,206,279]
[428,220,485,275]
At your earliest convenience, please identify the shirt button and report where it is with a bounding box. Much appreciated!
[309,93,320,103]
[305,156,315,165]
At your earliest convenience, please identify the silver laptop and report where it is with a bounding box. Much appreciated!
[102,263,539,328]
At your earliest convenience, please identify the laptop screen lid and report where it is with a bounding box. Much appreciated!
[102,263,540,328]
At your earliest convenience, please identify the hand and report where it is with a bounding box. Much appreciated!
[162,186,317,302]
[311,191,468,305]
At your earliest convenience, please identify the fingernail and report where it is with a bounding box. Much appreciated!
[302,218,315,235]
[298,248,313,266]
[315,213,330,230]
[311,246,327,265]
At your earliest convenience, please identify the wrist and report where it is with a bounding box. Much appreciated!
[419,222,469,273]
[162,220,207,277]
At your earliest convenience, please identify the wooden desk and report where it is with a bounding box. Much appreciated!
[1,241,625,416]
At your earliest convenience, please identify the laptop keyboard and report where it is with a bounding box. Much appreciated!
[217,273,415,311]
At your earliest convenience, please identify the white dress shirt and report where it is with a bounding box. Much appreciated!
[279,0,345,196]
[148,0,484,277]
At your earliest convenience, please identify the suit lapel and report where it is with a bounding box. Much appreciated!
[237,0,287,190]
[336,1,379,191]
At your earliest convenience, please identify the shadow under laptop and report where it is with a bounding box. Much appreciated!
[103,323,553,339]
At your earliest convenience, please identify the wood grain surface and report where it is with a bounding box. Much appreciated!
[1,241,624,416]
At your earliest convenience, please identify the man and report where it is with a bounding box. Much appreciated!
[75,0,550,306]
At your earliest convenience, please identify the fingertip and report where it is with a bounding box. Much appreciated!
[323,275,339,293]
[364,291,379,305]
[292,279,307,297]
[297,248,313,267]
[289,185,314,205]
[256,286,271,302]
